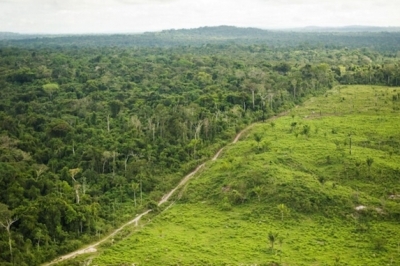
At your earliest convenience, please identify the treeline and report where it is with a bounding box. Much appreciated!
[1,26,400,53]
[0,42,399,265]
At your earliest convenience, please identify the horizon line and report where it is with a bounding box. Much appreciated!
[2,24,400,36]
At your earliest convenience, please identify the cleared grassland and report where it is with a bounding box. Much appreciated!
[77,85,400,266]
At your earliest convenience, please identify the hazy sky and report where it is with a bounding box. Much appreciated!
[1,0,399,34]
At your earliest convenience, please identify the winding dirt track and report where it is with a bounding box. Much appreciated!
[43,114,284,265]
[43,210,151,265]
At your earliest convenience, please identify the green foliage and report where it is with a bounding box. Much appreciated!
[3,40,335,265]
[83,85,400,266]
[371,236,388,251]
[42,83,59,96]
[0,203,13,222]
[0,29,400,265]
[3,27,400,52]
[108,100,122,118]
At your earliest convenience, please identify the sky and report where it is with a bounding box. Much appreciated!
[0,0,399,34]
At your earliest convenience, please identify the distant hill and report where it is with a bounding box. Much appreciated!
[0,32,41,40]
[0,32,23,40]
[160,25,269,37]
[289,25,400,32]
[1,26,400,51]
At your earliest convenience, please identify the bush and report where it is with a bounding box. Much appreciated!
[146,200,159,212]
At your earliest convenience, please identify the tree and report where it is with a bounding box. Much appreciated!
[267,89,274,111]
[230,189,245,204]
[0,203,18,264]
[247,68,265,109]
[131,182,139,207]
[268,231,278,249]
[366,157,374,175]
[277,203,290,221]
[278,236,284,250]
[194,120,203,140]
[257,86,269,121]
[242,80,257,110]
[33,229,44,250]
[130,115,143,137]
[188,139,200,159]
[33,164,48,181]
[291,78,298,99]
[348,133,352,155]
[196,71,212,86]
[42,83,59,100]
[69,168,81,183]
[302,124,310,137]
[109,100,123,118]
[274,62,291,74]
[253,186,262,202]
[102,151,113,173]
[47,119,72,138]
[254,133,262,150]
[69,168,82,204]
[290,122,297,132]
[124,152,137,175]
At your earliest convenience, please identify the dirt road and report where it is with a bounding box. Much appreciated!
[43,210,151,265]
[42,119,266,265]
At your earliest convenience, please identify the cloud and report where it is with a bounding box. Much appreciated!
[0,0,399,33]
[115,0,179,5]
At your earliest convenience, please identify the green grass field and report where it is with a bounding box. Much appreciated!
[72,85,400,266]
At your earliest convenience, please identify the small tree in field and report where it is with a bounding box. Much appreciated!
[366,157,374,175]
[253,186,262,202]
[268,231,279,249]
[277,203,290,221]
[254,133,262,150]
[302,124,310,137]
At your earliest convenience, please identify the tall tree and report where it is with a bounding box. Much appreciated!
[0,203,18,264]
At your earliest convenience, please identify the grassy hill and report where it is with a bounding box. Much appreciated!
[60,85,400,265]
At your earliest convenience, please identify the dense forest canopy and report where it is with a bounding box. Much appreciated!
[0,27,399,265]
[1,26,400,53]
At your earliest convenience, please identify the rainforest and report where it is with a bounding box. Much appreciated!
[0,27,400,265]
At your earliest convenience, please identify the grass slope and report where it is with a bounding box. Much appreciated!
[75,85,400,266]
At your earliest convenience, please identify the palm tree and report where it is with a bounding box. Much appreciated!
[268,231,278,249]
[277,203,290,221]
[254,133,262,150]
[366,157,374,175]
